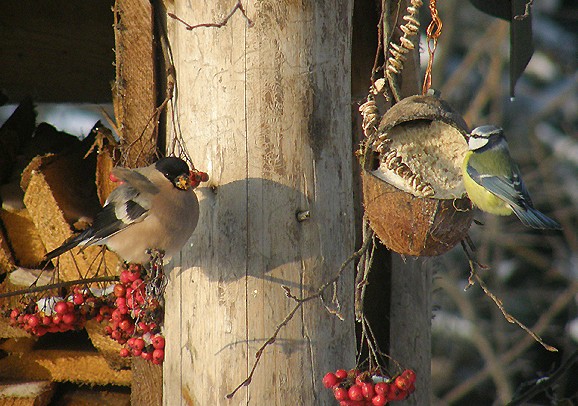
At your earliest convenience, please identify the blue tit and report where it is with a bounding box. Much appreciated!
[462,125,561,230]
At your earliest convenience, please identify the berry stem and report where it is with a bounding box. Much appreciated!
[0,275,119,299]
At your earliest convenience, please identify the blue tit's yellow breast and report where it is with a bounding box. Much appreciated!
[462,151,513,216]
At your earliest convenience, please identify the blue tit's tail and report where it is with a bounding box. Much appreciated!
[511,205,562,230]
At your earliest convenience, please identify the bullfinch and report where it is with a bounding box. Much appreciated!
[44,157,204,263]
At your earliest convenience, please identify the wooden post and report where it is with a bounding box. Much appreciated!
[164,1,355,405]
[113,1,163,404]
[381,1,432,404]
[113,0,158,167]
[389,256,432,405]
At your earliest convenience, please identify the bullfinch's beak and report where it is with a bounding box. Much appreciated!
[175,173,192,190]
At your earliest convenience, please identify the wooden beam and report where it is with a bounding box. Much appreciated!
[0,347,131,386]
[0,381,55,406]
[381,1,432,404]
[112,0,162,403]
[389,256,432,405]
[164,1,356,404]
[113,0,158,167]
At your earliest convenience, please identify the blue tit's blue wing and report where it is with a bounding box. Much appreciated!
[478,173,530,209]
[466,163,530,209]
[467,163,561,229]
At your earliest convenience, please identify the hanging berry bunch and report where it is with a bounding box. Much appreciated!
[3,256,168,365]
[6,287,107,336]
[323,368,416,405]
[102,261,166,364]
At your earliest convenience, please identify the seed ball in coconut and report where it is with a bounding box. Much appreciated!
[362,94,474,256]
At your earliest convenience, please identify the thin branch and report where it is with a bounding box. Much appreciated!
[168,1,254,31]
[514,0,533,21]
[355,220,375,321]
[468,262,557,352]
[371,7,385,84]
[437,275,514,403]
[0,276,119,299]
[226,232,374,399]
[442,280,578,403]
[506,350,578,405]
[439,20,502,97]
[463,22,508,125]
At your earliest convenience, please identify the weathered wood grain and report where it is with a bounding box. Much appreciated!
[389,255,433,406]
[0,381,55,406]
[381,1,432,404]
[0,348,132,386]
[164,1,356,404]
[112,0,165,404]
[113,0,157,167]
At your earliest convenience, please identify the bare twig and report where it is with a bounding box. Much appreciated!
[354,220,375,321]
[168,1,254,31]
[506,350,578,405]
[463,22,508,125]
[471,269,557,352]
[439,20,502,98]
[371,8,385,84]
[460,238,557,354]
[226,232,374,399]
[442,281,578,403]
[122,75,174,166]
[0,276,119,299]
[437,275,514,403]
[358,315,402,375]
[514,0,533,21]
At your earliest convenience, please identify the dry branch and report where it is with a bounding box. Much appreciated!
[168,0,253,30]
[226,233,373,399]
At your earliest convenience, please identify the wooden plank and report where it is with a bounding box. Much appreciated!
[164,1,356,404]
[85,320,131,370]
[113,0,157,167]
[22,156,120,281]
[0,224,15,273]
[57,386,130,406]
[389,256,432,405]
[163,2,250,401]
[244,2,356,404]
[0,209,46,268]
[0,381,55,406]
[112,0,160,403]
[0,319,30,339]
[131,358,162,406]
[380,1,432,404]
[0,348,131,386]
[0,1,114,103]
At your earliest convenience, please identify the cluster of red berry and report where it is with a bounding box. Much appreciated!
[7,289,99,336]
[4,262,166,365]
[104,264,166,364]
[323,368,416,405]
[189,169,209,188]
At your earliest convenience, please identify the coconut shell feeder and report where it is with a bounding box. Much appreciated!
[361,94,474,256]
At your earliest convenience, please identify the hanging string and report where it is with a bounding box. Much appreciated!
[422,0,443,95]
